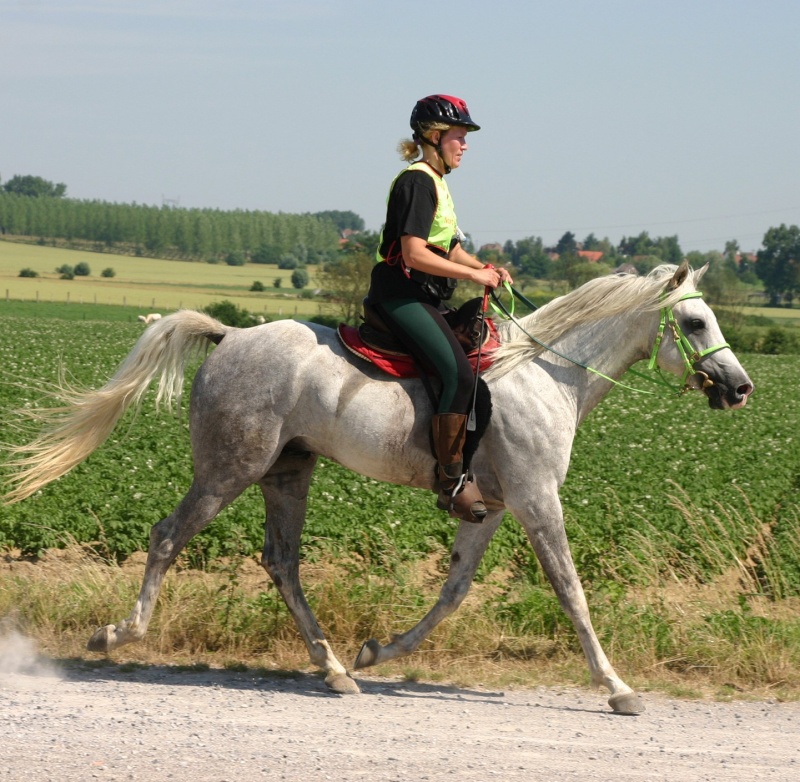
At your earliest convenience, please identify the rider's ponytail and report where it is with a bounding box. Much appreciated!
[397,121,451,162]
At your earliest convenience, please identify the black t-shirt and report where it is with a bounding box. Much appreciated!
[369,168,457,305]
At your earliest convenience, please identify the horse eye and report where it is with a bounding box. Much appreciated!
[689,318,705,330]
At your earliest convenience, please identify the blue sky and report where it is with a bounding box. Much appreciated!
[2,0,798,253]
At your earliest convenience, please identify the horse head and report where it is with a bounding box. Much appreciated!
[654,262,754,409]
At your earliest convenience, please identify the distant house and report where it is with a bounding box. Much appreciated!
[478,243,504,254]
[339,228,362,247]
[577,250,604,263]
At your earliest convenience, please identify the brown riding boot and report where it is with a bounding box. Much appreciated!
[432,413,488,524]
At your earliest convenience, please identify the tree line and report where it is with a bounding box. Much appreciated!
[473,226,799,307]
[0,185,345,266]
[2,174,797,308]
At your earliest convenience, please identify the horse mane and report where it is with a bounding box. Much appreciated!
[485,264,703,380]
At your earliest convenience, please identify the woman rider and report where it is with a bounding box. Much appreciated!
[366,94,512,523]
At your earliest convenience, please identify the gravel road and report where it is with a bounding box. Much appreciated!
[1,633,798,781]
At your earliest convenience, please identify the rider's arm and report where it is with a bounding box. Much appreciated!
[401,235,501,287]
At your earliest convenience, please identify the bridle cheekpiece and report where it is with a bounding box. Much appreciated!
[647,291,730,391]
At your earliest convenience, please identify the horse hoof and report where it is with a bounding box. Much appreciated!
[325,672,360,695]
[87,625,116,653]
[608,692,645,715]
[354,638,381,670]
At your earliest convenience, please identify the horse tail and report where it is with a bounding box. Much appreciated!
[3,310,229,504]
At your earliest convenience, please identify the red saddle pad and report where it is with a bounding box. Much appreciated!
[337,320,500,378]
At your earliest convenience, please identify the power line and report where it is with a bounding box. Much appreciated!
[473,206,799,236]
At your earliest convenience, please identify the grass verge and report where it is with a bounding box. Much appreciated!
[2,536,799,702]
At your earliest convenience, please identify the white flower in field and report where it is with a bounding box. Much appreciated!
[133,492,143,500]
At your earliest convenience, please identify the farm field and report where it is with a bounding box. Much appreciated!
[2,314,794,563]
[746,305,800,327]
[1,309,799,696]
[0,239,323,317]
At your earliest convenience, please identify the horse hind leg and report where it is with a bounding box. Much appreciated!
[87,480,244,654]
[355,510,504,670]
[258,449,359,695]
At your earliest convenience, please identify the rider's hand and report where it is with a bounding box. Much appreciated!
[472,267,501,288]
[473,265,513,288]
[497,267,514,285]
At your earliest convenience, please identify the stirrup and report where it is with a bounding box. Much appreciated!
[437,472,487,524]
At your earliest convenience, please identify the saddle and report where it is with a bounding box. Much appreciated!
[337,297,500,378]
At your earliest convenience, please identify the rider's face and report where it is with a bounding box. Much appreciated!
[436,127,469,170]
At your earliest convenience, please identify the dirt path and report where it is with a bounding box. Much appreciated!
[1,638,798,782]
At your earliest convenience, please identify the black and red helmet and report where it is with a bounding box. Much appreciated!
[410,94,481,134]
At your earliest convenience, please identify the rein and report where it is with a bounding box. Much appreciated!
[490,284,730,397]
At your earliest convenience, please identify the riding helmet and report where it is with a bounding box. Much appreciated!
[410,94,481,134]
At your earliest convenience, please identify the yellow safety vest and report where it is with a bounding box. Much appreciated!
[375,162,459,300]
[376,161,458,261]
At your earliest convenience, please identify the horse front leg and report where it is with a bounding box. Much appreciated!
[514,495,644,715]
[354,509,504,669]
[259,451,359,695]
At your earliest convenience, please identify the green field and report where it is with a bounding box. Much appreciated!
[747,306,800,327]
[0,239,324,316]
[0,313,796,578]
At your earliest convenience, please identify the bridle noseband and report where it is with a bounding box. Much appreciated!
[647,291,730,390]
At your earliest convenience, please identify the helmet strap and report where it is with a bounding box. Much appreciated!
[415,131,450,175]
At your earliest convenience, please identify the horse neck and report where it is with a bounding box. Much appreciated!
[541,309,656,419]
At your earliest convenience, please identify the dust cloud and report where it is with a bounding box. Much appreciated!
[0,622,62,679]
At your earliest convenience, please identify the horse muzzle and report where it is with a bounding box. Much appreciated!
[694,371,754,410]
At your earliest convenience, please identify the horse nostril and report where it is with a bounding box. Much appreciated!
[737,382,754,397]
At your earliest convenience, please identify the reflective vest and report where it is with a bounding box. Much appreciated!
[376,161,459,300]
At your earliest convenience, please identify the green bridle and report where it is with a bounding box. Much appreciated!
[646,291,730,390]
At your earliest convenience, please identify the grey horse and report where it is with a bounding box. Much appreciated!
[4,262,753,714]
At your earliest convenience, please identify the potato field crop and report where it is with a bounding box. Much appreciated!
[1,314,798,595]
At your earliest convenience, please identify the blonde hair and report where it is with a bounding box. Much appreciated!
[397,121,452,162]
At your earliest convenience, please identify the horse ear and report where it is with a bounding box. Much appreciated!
[666,260,690,292]
[695,262,709,282]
